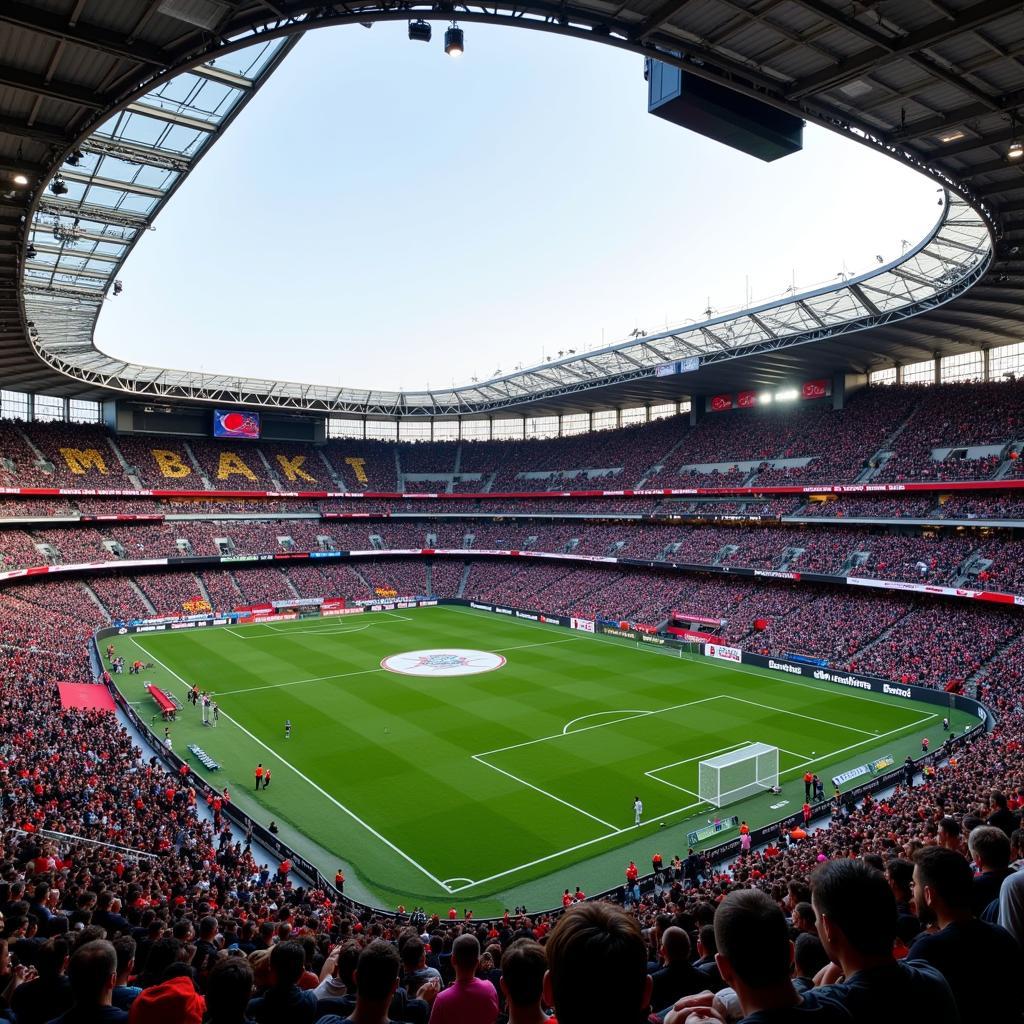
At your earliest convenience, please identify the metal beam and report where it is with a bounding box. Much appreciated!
[786,0,1021,100]
[0,113,69,148]
[61,169,166,199]
[124,102,217,133]
[0,1,169,66]
[632,0,696,41]
[83,136,191,173]
[0,65,106,110]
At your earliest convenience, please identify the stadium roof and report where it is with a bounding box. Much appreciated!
[1,0,1023,417]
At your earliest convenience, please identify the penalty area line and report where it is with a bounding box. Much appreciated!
[129,637,455,895]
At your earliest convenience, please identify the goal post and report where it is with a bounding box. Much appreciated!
[698,743,779,808]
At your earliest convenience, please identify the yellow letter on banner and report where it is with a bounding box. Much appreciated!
[216,452,258,482]
[152,449,191,479]
[275,453,316,483]
[344,457,368,484]
[59,448,108,475]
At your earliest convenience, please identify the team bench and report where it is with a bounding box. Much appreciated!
[145,684,178,721]
[188,743,221,771]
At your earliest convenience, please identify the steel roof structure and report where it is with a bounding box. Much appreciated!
[1,0,1022,418]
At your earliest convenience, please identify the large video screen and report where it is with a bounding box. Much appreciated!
[213,409,261,440]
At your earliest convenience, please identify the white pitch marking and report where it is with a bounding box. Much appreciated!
[562,710,649,735]
[471,753,621,831]
[216,666,385,697]
[473,696,722,759]
[445,796,707,894]
[492,638,580,654]
[129,638,454,895]
[645,740,752,775]
[721,694,879,737]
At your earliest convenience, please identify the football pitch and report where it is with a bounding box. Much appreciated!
[110,605,971,913]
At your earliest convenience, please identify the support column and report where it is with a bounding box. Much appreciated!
[934,355,941,385]
[983,348,991,381]
[832,371,845,411]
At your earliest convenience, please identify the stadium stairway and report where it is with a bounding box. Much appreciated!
[127,579,157,615]
[106,437,142,489]
[195,574,215,609]
[844,608,917,664]
[392,448,402,490]
[634,429,692,487]
[182,443,213,489]
[967,634,1024,690]
[316,448,342,486]
[254,448,283,491]
[451,562,469,597]
[79,581,112,623]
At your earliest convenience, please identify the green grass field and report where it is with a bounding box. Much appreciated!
[110,606,972,914]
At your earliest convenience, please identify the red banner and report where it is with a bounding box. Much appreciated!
[709,394,733,412]
[737,390,757,409]
[321,598,347,611]
[672,610,724,626]
[667,627,719,642]
[802,378,830,400]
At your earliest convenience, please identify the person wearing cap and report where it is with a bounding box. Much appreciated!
[50,939,127,1024]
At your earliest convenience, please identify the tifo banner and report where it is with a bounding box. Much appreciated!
[667,627,718,643]
[570,617,595,632]
[705,642,742,662]
[802,378,830,400]
[672,611,724,627]
[182,597,211,614]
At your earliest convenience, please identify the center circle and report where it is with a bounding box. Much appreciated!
[380,649,506,677]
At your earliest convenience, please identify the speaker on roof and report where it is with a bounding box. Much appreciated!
[647,60,803,162]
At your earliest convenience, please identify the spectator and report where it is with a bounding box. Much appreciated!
[50,940,127,1024]
[111,937,140,1012]
[810,860,958,1023]
[650,927,709,1013]
[127,974,204,1024]
[967,825,1013,917]
[543,902,651,1024]
[10,937,72,1024]
[907,846,1020,1021]
[792,934,828,995]
[316,940,402,1024]
[427,934,497,1024]
[245,941,317,1024]
[498,939,547,1024]
[665,890,851,1023]
[203,957,255,1024]
[986,791,1019,837]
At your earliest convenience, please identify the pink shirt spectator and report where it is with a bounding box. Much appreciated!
[428,977,498,1024]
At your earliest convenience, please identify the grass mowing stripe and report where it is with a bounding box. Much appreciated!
[112,605,972,913]
[129,636,455,895]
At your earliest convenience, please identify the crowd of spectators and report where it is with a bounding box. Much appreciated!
[0,577,1023,1024]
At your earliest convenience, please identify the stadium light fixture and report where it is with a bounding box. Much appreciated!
[12,172,29,187]
[444,22,464,56]
[758,393,773,404]
[26,244,36,260]
[409,19,431,42]
[1009,140,1023,161]
[49,176,68,196]
[775,388,798,402]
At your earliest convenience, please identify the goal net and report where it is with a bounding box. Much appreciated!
[698,743,779,808]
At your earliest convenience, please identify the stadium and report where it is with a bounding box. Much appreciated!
[0,1,1023,1022]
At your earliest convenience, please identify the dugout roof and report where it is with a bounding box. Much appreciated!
[0,1,1022,416]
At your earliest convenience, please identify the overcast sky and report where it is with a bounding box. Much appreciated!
[97,23,937,392]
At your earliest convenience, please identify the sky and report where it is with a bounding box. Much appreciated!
[97,23,939,393]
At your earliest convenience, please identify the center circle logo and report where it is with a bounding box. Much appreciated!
[380,649,506,677]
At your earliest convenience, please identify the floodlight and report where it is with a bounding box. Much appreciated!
[26,244,36,259]
[50,176,68,196]
[409,19,431,42]
[444,23,464,56]
[1009,140,1024,161]
[12,173,29,186]
[66,150,84,167]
